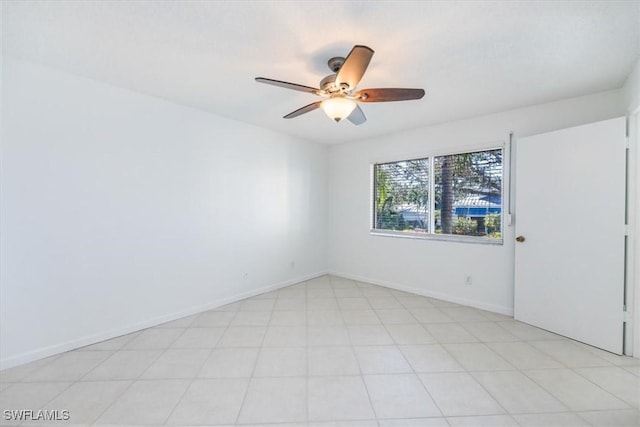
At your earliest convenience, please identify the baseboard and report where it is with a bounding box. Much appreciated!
[0,270,327,370]
[330,270,514,317]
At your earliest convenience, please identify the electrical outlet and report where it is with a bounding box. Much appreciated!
[465,275,472,285]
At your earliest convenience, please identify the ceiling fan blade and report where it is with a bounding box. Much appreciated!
[347,105,366,125]
[355,88,425,102]
[283,101,322,119]
[335,45,374,89]
[255,77,321,94]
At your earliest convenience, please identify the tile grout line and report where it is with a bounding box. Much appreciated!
[517,366,628,419]
[403,313,524,421]
[370,290,452,421]
[97,307,226,425]
[85,329,174,425]
[135,326,192,425]
[303,278,311,424]
[566,366,635,410]
[233,281,281,425]
[160,312,238,426]
[438,337,564,422]
[15,347,127,426]
[333,276,380,424]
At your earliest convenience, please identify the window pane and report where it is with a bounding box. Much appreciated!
[374,158,429,233]
[434,149,502,238]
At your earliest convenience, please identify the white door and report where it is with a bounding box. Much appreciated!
[514,117,627,354]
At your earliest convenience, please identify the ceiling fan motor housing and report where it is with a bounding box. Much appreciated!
[320,74,343,92]
[323,57,351,92]
[327,56,345,72]
[255,45,425,125]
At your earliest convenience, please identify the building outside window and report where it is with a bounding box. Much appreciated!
[373,147,503,242]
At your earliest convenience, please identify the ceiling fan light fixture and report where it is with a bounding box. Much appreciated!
[256,45,425,125]
[321,97,356,122]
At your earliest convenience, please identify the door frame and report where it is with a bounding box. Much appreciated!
[628,108,639,358]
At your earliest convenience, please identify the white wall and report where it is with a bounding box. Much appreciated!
[327,89,627,315]
[0,57,328,369]
[624,59,639,113]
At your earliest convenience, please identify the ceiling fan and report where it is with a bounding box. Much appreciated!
[255,45,425,125]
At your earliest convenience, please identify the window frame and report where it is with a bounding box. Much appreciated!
[370,143,506,245]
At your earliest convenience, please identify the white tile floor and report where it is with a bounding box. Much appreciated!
[1,275,639,426]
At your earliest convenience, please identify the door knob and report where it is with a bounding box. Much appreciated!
[516,236,525,242]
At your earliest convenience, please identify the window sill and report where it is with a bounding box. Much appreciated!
[370,229,504,245]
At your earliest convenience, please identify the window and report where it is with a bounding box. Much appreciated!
[373,147,503,242]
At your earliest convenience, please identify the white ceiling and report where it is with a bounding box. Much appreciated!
[2,1,639,144]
